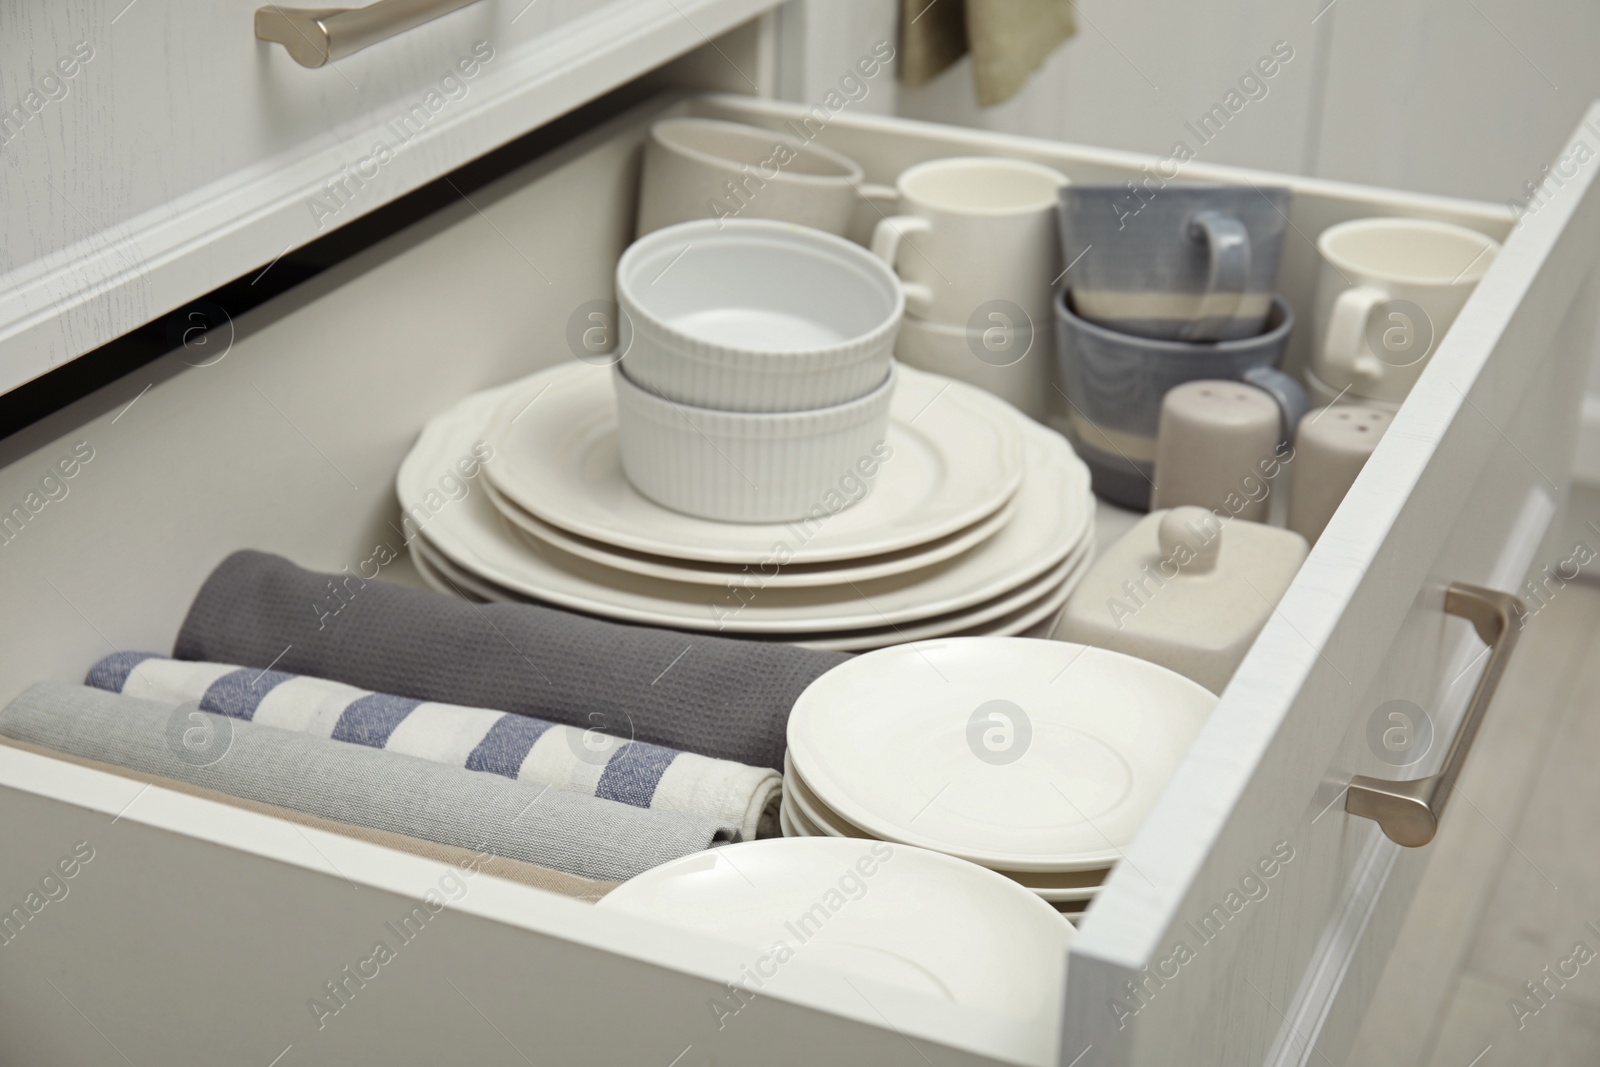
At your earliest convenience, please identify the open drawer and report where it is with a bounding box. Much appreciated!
[1,88,1597,1067]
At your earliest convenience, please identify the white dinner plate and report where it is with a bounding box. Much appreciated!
[783,754,1107,902]
[486,475,1021,589]
[397,386,1090,634]
[597,838,1071,1067]
[786,639,1217,871]
[412,522,1090,653]
[483,362,1025,565]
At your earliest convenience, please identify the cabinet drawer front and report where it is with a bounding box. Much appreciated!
[1,90,1597,1066]
[0,0,777,398]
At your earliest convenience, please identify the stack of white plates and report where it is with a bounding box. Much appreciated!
[397,362,1095,651]
[598,837,1073,1066]
[782,638,1220,915]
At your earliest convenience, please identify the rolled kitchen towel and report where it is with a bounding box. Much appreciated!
[87,652,782,841]
[173,550,850,771]
[0,682,739,883]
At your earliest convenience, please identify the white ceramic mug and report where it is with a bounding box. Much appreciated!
[870,157,1068,329]
[1311,218,1500,404]
[894,315,1052,421]
[636,117,894,238]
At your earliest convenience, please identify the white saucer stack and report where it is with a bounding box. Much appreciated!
[781,638,1220,917]
[396,362,1094,652]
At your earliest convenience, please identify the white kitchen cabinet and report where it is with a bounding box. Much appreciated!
[0,0,779,399]
[1,51,1597,1067]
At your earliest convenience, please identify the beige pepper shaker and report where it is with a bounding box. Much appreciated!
[1288,405,1394,543]
[1152,380,1282,522]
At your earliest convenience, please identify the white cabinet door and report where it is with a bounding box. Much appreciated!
[0,0,779,398]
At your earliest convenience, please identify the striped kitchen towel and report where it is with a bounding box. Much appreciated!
[2,683,735,883]
[88,652,782,842]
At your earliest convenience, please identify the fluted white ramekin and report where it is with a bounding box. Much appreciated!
[617,219,903,413]
[614,362,897,523]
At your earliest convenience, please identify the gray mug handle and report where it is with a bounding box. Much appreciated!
[1183,211,1251,342]
[1242,365,1309,448]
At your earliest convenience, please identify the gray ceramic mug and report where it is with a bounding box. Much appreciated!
[1060,183,1292,342]
[1054,290,1306,510]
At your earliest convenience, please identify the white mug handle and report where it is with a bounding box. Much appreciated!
[870,215,934,317]
[1322,285,1388,388]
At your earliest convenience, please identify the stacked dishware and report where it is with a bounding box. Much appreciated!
[779,638,1219,919]
[873,157,1069,422]
[396,221,1096,651]
[1055,183,1307,510]
[598,837,1074,1065]
[611,218,902,523]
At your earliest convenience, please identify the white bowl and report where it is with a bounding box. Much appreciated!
[614,361,896,523]
[617,219,903,412]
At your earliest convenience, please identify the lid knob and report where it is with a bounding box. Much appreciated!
[1157,507,1222,574]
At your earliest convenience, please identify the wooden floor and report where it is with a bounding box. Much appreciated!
[1349,574,1600,1066]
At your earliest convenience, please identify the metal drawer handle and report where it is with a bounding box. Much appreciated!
[1345,582,1524,847]
[255,0,482,68]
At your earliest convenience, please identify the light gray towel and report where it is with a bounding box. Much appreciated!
[1,683,738,883]
[173,550,850,771]
[86,652,782,841]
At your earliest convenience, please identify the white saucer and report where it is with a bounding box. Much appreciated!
[783,754,1107,902]
[486,475,1021,589]
[597,837,1071,1066]
[786,638,1217,871]
[412,522,1090,653]
[483,362,1025,565]
[397,386,1090,635]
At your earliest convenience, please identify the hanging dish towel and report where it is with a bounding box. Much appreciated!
[87,652,782,841]
[0,682,739,883]
[900,0,1078,107]
[173,550,849,771]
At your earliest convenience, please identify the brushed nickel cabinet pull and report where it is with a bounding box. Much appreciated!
[256,0,483,68]
[1345,582,1524,847]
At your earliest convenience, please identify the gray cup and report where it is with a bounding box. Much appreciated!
[1054,290,1306,510]
[1060,183,1292,342]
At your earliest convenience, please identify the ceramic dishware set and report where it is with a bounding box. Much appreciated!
[1056,183,1307,510]
[778,637,1219,919]
[395,128,1097,653]
[599,837,1074,1065]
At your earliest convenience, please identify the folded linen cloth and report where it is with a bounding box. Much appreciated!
[87,652,782,841]
[0,683,738,883]
[0,735,618,901]
[173,550,849,771]
[899,0,1078,107]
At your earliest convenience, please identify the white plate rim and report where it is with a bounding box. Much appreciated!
[482,362,1026,565]
[417,523,1089,652]
[784,638,1217,871]
[486,474,1022,589]
[398,385,1092,633]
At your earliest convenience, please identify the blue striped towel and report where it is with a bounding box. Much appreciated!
[88,653,781,841]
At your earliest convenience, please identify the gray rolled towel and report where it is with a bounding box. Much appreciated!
[173,550,850,770]
[1,682,737,883]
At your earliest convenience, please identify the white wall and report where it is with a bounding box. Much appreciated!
[773,0,1600,478]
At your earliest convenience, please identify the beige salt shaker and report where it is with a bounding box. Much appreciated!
[1288,405,1394,543]
[1152,380,1281,522]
